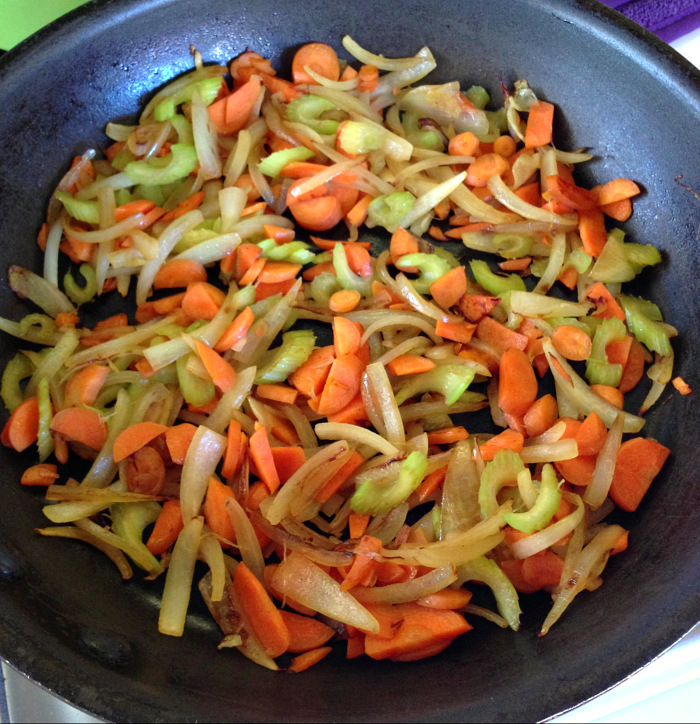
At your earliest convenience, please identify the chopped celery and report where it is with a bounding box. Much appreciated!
[492,233,533,259]
[394,364,476,406]
[309,272,341,304]
[503,464,561,534]
[154,76,224,121]
[332,243,373,296]
[135,184,166,206]
[110,502,162,571]
[530,258,548,278]
[620,295,672,356]
[470,259,526,295]
[547,316,592,333]
[54,191,100,225]
[176,353,215,406]
[479,449,525,518]
[264,241,315,265]
[485,108,508,135]
[312,251,332,265]
[124,143,198,186]
[257,146,314,178]
[591,230,661,283]
[351,451,428,515]
[625,243,662,274]
[585,317,627,386]
[337,120,385,155]
[115,188,133,206]
[402,112,444,151]
[254,330,316,384]
[1,353,33,412]
[36,377,54,462]
[17,314,57,344]
[286,95,339,135]
[568,249,593,274]
[465,85,490,110]
[456,555,520,630]
[257,238,277,256]
[366,192,415,233]
[170,114,194,144]
[111,149,136,172]
[395,252,452,294]
[64,264,98,306]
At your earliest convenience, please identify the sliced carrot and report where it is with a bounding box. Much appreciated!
[591,384,624,410]
[329,289,361,314]
[257,261,302,284]
[521,550,565,590]
[618,340,646,394]
[557,265,578,290]
[554,454,597,487]
[289,345,335,399]
[672,376,692,396]
[448,131,480,157]
[413,467,447,504]
[165,423,198,465]
[551,324,592,361]
[279,610,335,654]
[479,429,525,461]
[288,646,333,673]
[239,257,267,286]
[498,348,538,417]
[310,236,372,252]
[340,535,382,591]
[255,278,297,301]
[55,312,79,328]
[208,75,262,136]
[523,394,558,438]
[426,427,469,445]
[475,316,528,357]
[158,190,205,223]
[513,182,540,207]
[357,63,379,93]
[203,476,237,546]
[316,354,364,416]
[458,294,501,323]
[64,364,109,407]
[302,261,336,282]
[593,178,641,206]
[21,463,59,487]
[256,384,299,405]
[348,512,371,539]
[181,282,226,321]
[233,562,290,658]
[333,316,363,357]
[606,336,633,368]
[609,437,670,512]
[326,393,368,425]
[466,153,509,187]
[416,588,473,610]
[262,224,295,244]
[346,193,373,228]
[315,450,364,503]
[585,281,626,321]
[194,339,237,392]
[576,411,607,457]
[524,100,554,148]
[114,199,156,222]
[386,354,436,377]
[544,175,597,211]
[600,198,633,222]
[289,195,343,232]
[153,259,207,289]
[214,306,255,352]
[113,422,168,463]
[125,445,166,495]
[390,227,419,271]
[436,319,476,344]
[270,446,306,485]
[146,500,184,556]
[221,420,244,480]
[429,266,467,310]
[249,427,280,493]
[50,407,107,451]
[578,208,607,257]
[292,43,340,85]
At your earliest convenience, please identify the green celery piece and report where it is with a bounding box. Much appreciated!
[173,226,219,253]
[152,365,179,386]
[547,316,591,333]
[17,313,57,344]
[154,76,224,121]
[1,353,34,412]
[309,272,340,304]
[135,184,166,206]
[36,377,54,462]
[110,502,162,571]
[457,556,521,631]
[265,241,315,265]
[530,258,548,278]
[590,232,635,283]
[479,449,525,518]
[485,108,508,134]
[332,243,373,296]
[170,114,194,144]
[254,330,316,384]
[176,353,215,406]
[286,95,339,135]
[367,192,415,233]
[402,112,444,151]
[395,252,452,294]
[470,259,526,295]
[124,143,198,186]
[111,149,136,172]
[624,243,662,274]
[64,264,98,306]
[465,85,490,110]
[351,451,428,515]
[337,120,385,155]
[394,364,476,406]
[257,146,314,178]
[568,249,593,274]
[257,238,277,255]
[585,317,627,386]
[312,251,332,265]
[620,295,672,356]
[503,464,561,534]
[115,188,133,206]
[492,233,533,259]
[54,190,100,224]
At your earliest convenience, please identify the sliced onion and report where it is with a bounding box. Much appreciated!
[365,501,410,545]
[198,532,226,601]
[315,423,399,458]
[519,438,578,463]
[9,265,75,318]
[584,411,625,509]
[508,291,591,318]
[224,496,265,583]
[352,565,457,604]
[373,46,436,94]
[180,426,227,523]
[488,175,577,227]
[288,159,360,202]
[399,395,487,422]
[61,213,145,244]
[223,128,253,186]
[206,366,256,434]
[341,36,423,71]
[400,171,467,229]
[463,604,509,628]
[532,232,566,294]
[449,182,520,225]
[365,362,405,447]
[373,337,432,367]
[360,312,442,345]
[43,217,64,287]
[440,439,481,538]
[174,232,241,264]
[523,420,566,446]
[307,85,382,123]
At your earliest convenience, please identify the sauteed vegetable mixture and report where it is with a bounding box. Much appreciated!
[1,36,686,671]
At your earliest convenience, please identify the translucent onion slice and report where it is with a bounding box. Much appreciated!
[448,182,521,225]
[508,291,591,318]
[272,550,379,633]
[359,312,442,345]
[301,65,359,89]
[353,565,457,604]
[341,35,423,71]
[584,411,625,509]
[400,171,467,229]
[61,213,145,244]
[158,516,203,636]
[43,217,64,287]
[440,438,481,539]
[224,496,265,583]
[553,149,593,164]
[365,362,405,447]
[223,128,253,186]
[394,155,475,185]
[463,604,508,628]
[9,265,75,318]
[288,159,360,202]
[25,329,79,397]
[488,175,578,227]
[373,336,432,367]
[361,371,388,438]
[519,438,578,464]
[523,420,566,446]
[198,532,226,602]
[44,486,162,503]
[180,426,227,523]
[373,47,436,95]
[268,401,318,449]
[206,366,256,434]
[399,395,487,422]
[517,468,538,509]
[173,232,242,265]
[307,86,383,124]
[532,232,566,294]
[315,423,399,458]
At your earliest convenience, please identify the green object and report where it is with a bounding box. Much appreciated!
[366,192,415,233]
[153,77,223,121]
[336,120,385,155]
[17,314,57,343]
[286,95,339,135]
[567,249,593,275]
[36,377,54,462]
[351,451,429,515]
[470,259,526,295]
[254,330,316,384]
[257,146,314,178]
[394,364,476,407]
[503,464,561,534]
[176,354,215,406]
[457,555,521,630]
[492,233,533,259]
[263,241,315,265]
[591,229,661,284]
[395,252,452,294]
[54,190,100,224]
[1,353,34,412]
[402,112,443,151]
[465,85,490,110]
[110,502,162,572]
[332,243,373,296]
[124,143,198,186]
[64,264,97,306]
[585,317,627,386]
[309,272,340,305]
[0,0,90,50]
[478,449,525,518]
[620,295,672,356]
[170,115,194,144]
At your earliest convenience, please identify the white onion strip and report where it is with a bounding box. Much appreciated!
[315,423,400,458]
[352,565,457,604]
[180,426,227,523]
[584,411,625,509]
[488,174,577,227]
[365,362,405,446]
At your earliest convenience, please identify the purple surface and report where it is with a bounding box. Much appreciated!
[599,0,700,40]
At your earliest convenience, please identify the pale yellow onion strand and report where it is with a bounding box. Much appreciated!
[315,422,400,458]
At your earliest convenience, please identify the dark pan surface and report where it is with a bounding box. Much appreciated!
[0,0,698,721]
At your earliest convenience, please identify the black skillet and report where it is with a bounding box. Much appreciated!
[0,0,698,721]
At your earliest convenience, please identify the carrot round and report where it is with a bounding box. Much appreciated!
[429,266,467,310]
[126,445,166,495]
[233,562,290,658]
[153,259,207,289]
[576,411,607,457]
[64,364,109,408]
[292,43,340,85]
[50,407,107,451]
[609,437,670,511]
[208,75,262,135]
[590,384,624,409]
[289,195,343,231]
[551,325,592,361]
[618,340,645,394]
[181,282,226,320]
[493,134,517,158]
[498,348,538,417]
[479,429,525,461]
[289,345,335,398]
[448,132,480,157]
[333,316,363,357]
[1,397,40,452]
[146,500,185,556]
[113,422,169,463]
[329,289,361,314]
